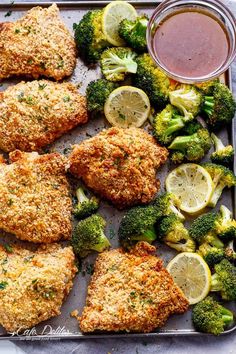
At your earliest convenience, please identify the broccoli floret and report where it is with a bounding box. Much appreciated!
[73,187,99,219]
[195,79,219,95]
[118,205,158,249]
[201,163,236,207]
[153,192,185,220]
[156,214,196,252]
[211,133,234,167]
[215,205,236,242]
[152,104,186,145]
[71,214,110,258]
[198,243,225,267]
[171,151,185,164]
[181,120,203,135]
[118,15,148,52]
[169,84,203,121]
[86,79,118,114]
[100,47,137,82]
[189,212,224,249]
[133,53,170,108]
[211,259,236,300]
[192,296,234,335]
[169,128,211,162]
[202,82,236,129]
[74,10,110,63]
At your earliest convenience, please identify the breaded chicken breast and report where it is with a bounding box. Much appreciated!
[69,127,168,208]
[80,242,189,333]
[0,4,76,80]
[0,243,77,333]
[0,151,72,243]
[0,80,88,152]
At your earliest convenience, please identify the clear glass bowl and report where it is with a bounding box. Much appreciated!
[147,0,236,83]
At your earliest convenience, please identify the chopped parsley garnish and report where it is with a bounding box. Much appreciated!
[4,244,13,253]
[0,281,8,290]
[63,95,71,102]
[38,83,47,90]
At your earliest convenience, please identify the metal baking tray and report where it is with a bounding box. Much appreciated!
[0,0,235,340]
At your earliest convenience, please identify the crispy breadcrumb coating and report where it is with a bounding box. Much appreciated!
[0,80,88,152]
[80,241,189,333]
[0,4,76,80]
[0,151,72,243]
[0,243,77,333]
[69,127,168,208]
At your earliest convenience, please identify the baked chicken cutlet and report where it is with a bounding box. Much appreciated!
[69,127,168,208]
[0,80,88,152]
[0,4,76,80]
[80,242,189,333]
[0,243,77,333]
[0,151,72,243]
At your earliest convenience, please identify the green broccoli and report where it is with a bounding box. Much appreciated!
[189,211,224,249]
[192,296,234,335]
[73,187,99,219]
[195,79,219,95]
[86,79,118,114]
[118,15,148,52]
[181,120,203,135]
[169,84,203,121]
[215,205,236,242]
[202,82,236,129]
[74,10,110,63]
[169,127,211,163]
[152,104,186,145]
[156,214,196,252]
[198,243,225,267]
[118,205,158,249]
[211,259,236,300]
[133,53,170,108]
[153,192,185,220]
[72,214,110,257]
[201,163,236,207]
[100,47,137,82]
[211,133,234,167]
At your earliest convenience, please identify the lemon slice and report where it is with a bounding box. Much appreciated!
[102,1,137,46]
[167,252,211,305]
[104,86,150,128]
[165,163,214,214]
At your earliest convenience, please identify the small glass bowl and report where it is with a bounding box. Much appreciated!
[146,0,236,83]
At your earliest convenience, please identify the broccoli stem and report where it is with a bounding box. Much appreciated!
[92,233,111,253]
[76,187,89,204]
[169,204,185,221]
[220,205,232,222]
[168,135,193,151]
[221,308,234,326]
[142,225,157,242]
[208,182,225,207]
[203,96,214,116]
[164,115,185,136]
[211,273,222,292]
[211,133,225,152]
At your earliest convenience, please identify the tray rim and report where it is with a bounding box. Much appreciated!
[0,0,235,340]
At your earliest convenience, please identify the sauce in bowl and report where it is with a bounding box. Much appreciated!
[153,10,229,79]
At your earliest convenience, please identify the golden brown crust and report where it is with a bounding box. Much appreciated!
[80,242,189,333]
[0,4,76,80]
[0,80,88,152]
[69,127,168,208]
[0,243,77,332]
[0,151,72,243]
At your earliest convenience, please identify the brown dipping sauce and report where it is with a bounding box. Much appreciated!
[153,10,229,78]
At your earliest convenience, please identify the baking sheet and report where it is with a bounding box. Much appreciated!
[0,1,235,340]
